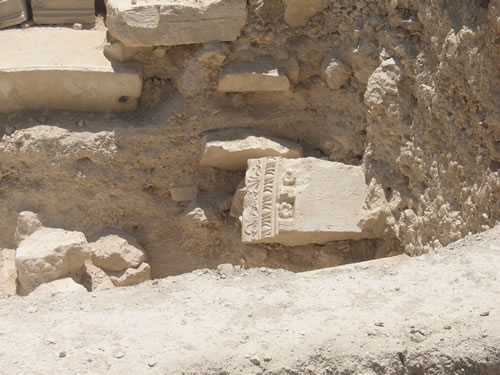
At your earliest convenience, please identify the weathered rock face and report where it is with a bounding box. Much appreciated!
[0,0,27,29]
[242,157,374,246]
[105,0,247,47]
[82,261,115,292]
[0,249,16,297]
[200,129,303,171]
[170,185,199,202]
[16,227,90,295]
[108,262,151,287]
[90,234,147,272]
[0,28,142,113]
[14,211,42,246]
[31,0,95,25]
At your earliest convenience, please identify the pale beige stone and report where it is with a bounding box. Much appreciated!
[16,227,90,295]
[108,263,151,287]
[0,0,28,29]
[181,201,222,227]
[90,234,146,272]
[82,260,115,292]
[106,0,247,47]
[32,0,95,25]
[217,61,290,92]
[322,55,352,90]
[200,129,303,171]
[230,179,246,221]
[14,211,42,246]
[0,249,17,297]
[282,0,328,27]
[242,157,375,246]
[0,28,142,113]
[170,185,199,202]
[31,277,87,296]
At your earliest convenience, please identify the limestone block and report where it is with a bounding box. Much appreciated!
[31,278,87,296]
[171,185,198,202]
[82,261,115,292]
[105,0,247,47]
[217,61,290,92]
[0,28,143,113]
[14,211,42,246]
[0,249,17,297]
[32,0,95,25]
[282,0,328,27]
[90,234,146,272]
[108,263,151,287]
[322,55,352,90]
[200,129,303,171]
[16,227,90,295]
[181,200,222,227]
[242,157,375,246]
[0,0,28,29]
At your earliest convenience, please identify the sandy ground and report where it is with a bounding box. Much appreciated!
[0,226,499,375]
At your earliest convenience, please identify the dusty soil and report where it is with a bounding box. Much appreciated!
[0,226,498,375]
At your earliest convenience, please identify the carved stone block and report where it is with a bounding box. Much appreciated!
[0,0,28,29]
[242,157,375,246]
[32,0,95,25]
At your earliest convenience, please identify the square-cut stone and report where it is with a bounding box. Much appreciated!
[242,157,374,246]
[0,28,142,113]
[32,0,95,24]
[200,129,303,171]
[218,61,290,92]
[106,0,247,47]
[0,0,28,29]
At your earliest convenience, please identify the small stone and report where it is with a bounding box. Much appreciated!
[249,355,260,366]
[59,351,66,358]
[480,311,490,317]
[147,361,157,368]
[114,352,126,359]
[263,356,272,362]
[46,338,56,344]
[443,325,452,330]
[73,23,83,30]
[217,264,234,277]
[375,322,384,327]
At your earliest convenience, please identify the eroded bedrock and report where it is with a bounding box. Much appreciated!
[31,0,95,25]
[200,129,302,171]
[105,0,247,47]
[0,28,142,113]
[243,157,374,245]
[0,0,28,29]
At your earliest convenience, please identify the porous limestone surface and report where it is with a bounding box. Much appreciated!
[0,28,142,113]
[31,277,87,296]
[16,227,90,295]
[90,234,147,272]
[0,227,498,374]
[105,0,247,47]
[282,0,328,27]
[0,0,27,29]
[31,0,95,25]
[200,129,303,171]
[243,157,373,245]
[108,262,151,287]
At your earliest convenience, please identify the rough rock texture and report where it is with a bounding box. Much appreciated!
[0,0,498,277]
[108,262,151,287]
[321,54,352,90]
[16,227,90,295]
[31,0,95,25]
[90,234,146,272]
[14,211,42,246]
[200,129,303,171]
[106,0,248,47]
[0,227,498,374]
[282,0,328,27]
[0,28,142,113]
[31,277,87,296]
[0,248,16,297]
[242,157,374,245]
[81,260,115,292]
[0,0,27,29]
